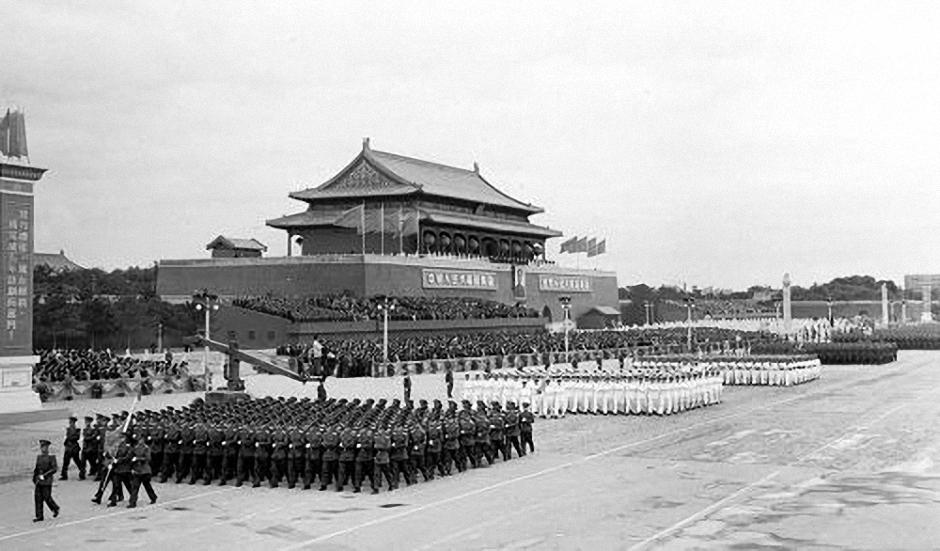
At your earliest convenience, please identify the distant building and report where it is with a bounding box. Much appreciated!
[33,249,83,272]
[206,236,267,258]
[266,138,561,260]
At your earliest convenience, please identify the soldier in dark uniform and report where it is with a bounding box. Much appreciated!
[319,425,339,491]
[408,421,429,481]
[504,402,523,459]
[457,406,476,469]
[93,415,108,481]
[425,418,442,479]
[128,435,157,507]
[445,366,454,399]
[234,423,255,487]
[81,416,98,478]
[287,425,306,489]
[403,371,412,402]
[372,425,393,492]
[219,421,238,485]
[252,425,271,488]
[353,424,374,493]
[520,402,535,454]
[488,402,507,462]
[60,416,84,480]
[189,422,209,484]
[206,422,224,485]
[161,420,180,483]
[389,423,411,485]
[302,424,322,490]
[474,405,494,466]
[270,428,288,488]
[148,417,164,476]
[335,425,357,491]
[441,414,460,476]
[176,422,194,483]
[33,439,60,522]
[108,435,134,507]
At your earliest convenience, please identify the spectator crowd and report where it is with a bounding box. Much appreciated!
[278,327,776,378]
[33,349,190,383]
[234,294,540,323]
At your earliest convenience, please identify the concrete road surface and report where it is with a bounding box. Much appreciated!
[1,351,939,550]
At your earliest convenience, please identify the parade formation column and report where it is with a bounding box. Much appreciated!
[0,159,45,413]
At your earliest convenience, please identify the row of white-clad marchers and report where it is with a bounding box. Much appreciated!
[460,370,723,417]
[632,356,823,386]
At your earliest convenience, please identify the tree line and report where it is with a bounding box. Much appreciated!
[33,265,197,351]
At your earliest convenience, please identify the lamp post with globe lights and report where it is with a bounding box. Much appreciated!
[193,290,220,390]
[376,297,397,364]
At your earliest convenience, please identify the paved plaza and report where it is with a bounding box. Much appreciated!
[2,351,940,550]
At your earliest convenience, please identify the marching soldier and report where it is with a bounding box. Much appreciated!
[81,416,97,478]
[335,424,357,491]
[176,422,194,483]
[206,422,224,485]
[425,418,443,479]
[319,425,340,491]
[372,425,394,492]
[60,416,84,481]
[287,425,306,489]
[408,421,429,482]
[252,426,271,488]
[389,423,411,485]
[219,421,238,486]
[108,435,134,507]
[33,439,60,522]
[160,419,179,483]
[128,434,157,508]
[189,422,209,484]
[302,425,322,490]
[353,424,374,493]
[270,428,289,488]
[234,423,255,487]
[520,402,535,454]
[504,402,523,459]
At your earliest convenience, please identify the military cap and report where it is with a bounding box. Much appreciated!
[39,439,51,446]
[83,415,93,422]
[68,415,78,422]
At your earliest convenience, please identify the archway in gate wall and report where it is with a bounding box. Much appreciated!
[541,305,553,322]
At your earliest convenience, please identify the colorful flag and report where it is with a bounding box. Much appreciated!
[573,237,588,253]
[586,238,597,256]
[559,236,577,253]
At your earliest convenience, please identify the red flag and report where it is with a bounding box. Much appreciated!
[559,236,577,253]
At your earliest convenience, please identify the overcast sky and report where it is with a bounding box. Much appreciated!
[3,1,939,289]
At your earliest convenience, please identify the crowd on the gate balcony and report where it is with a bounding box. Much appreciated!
[234,294,540,323]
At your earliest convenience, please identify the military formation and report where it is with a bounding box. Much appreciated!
[630,355,822,386]
[60,395,535,497]
[463,367,724,417]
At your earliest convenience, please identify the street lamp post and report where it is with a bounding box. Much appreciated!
[193,290,220,391]
[157,322,163,353]
[643,301,651,326]
[826,296,833,325]
[685,297,695,352]
[559,296,572,362]
[377,297,397,363]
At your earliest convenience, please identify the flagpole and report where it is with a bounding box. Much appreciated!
[415,204,421,255]
[360,201,366,255]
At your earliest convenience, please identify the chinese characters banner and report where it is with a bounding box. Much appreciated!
[0,192,32,354]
